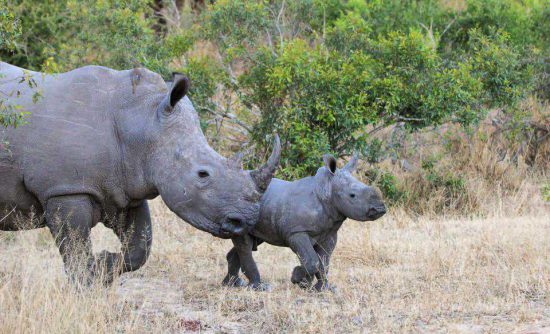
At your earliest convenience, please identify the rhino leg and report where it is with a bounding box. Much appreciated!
[312,232,337,291]
[232,235,271,291]
[288,232,320,290]
[100,201,152,283]
[291,265,314,288]
[291,232,337,292]
[45,195,95,286]
[222,247,247,287]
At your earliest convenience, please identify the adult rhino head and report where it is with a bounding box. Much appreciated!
[120,73,281,238]
[0,63,280,285]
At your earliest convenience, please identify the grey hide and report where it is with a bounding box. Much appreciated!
[0,63,280,285]
[222,154,386,291]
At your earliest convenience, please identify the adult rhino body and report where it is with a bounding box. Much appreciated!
[0,62,280,284]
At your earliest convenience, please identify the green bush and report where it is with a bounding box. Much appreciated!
[190,0,511,177]
[1,0,171,74]
[1,1,27,129]
[0,0,20,51]
[364,168,405,205]
[1,0,545,179]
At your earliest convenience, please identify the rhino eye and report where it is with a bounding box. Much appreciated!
[198,170,210,178]
[349,193,356,198]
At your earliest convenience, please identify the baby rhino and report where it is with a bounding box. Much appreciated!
[222,154,386,291]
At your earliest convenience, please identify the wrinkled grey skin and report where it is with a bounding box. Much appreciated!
[0,62,280,285]
[223,154,386,291]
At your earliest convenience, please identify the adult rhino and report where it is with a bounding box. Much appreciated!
[0,62,280,284]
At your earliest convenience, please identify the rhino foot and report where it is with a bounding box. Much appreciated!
[222,276,247,288]
[313,281,338,293]
[93,251,123,285]
[291,266,314,289]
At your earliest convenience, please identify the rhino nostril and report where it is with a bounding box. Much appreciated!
[367,206,386,219]
[220,217,247,236]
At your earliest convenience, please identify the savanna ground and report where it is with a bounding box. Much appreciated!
[1,196,548,333]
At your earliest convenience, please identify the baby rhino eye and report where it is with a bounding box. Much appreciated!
[198,170,210,178]
[349,193,356,198]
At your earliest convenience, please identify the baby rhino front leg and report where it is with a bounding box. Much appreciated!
[291,232,337,292]
[288,232,321,289]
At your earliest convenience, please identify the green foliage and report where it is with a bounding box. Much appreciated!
[60,0,170,74]
[0,0,20,51]
[184,0,543,178]
[442,0,547,50]
[1,0,546,179]
[364,168,405,205]
[0,1,27,129]
[180,56,228,130]
[466,29,534,108]
[1,0,171,74]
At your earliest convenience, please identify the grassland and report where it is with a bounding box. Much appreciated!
[1,198,548,333]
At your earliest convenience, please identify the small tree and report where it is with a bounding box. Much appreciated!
[171,0,538,178]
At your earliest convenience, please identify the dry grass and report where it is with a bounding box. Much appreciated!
[1,198,549,333]
[362,98,549,218]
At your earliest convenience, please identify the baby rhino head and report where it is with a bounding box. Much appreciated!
[315,154,386,221]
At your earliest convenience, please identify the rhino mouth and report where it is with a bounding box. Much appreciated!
[366,206,387,221]
[179,211,253,239]
[219,216,248,238]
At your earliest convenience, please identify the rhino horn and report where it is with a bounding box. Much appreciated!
[228,151,244,169]
[342,152,359,173]
[251,134,281,191]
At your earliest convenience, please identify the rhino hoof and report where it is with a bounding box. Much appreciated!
[314,281,338,293]
[222,276,247,288]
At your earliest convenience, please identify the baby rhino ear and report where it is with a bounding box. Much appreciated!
[316,154,337,202]
[323,154,337,175]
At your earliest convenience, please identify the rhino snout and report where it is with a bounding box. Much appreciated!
[220,216,249,237]
[366,205,386,220]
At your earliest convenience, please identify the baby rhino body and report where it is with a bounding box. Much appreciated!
[222,155,386,291]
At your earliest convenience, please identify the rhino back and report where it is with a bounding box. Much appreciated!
[0,63,166,207]
[253,177,325,245]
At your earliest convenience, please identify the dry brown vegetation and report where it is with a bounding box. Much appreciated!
[1,196,549,333]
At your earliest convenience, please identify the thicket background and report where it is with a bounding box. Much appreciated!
[1,0,548,216]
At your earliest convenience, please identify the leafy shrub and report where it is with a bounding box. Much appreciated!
[364,168,405,205]
[1,0,545,183]
[193,2,490,177]
[0,0,20,51]
[1,0,171,74]
[1,1,27,129]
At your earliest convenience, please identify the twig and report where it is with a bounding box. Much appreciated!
[203,106,252,133]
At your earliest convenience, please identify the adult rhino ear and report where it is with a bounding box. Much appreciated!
[168,73,190,109]
[323,154,337,175]
[342,152,359,173]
